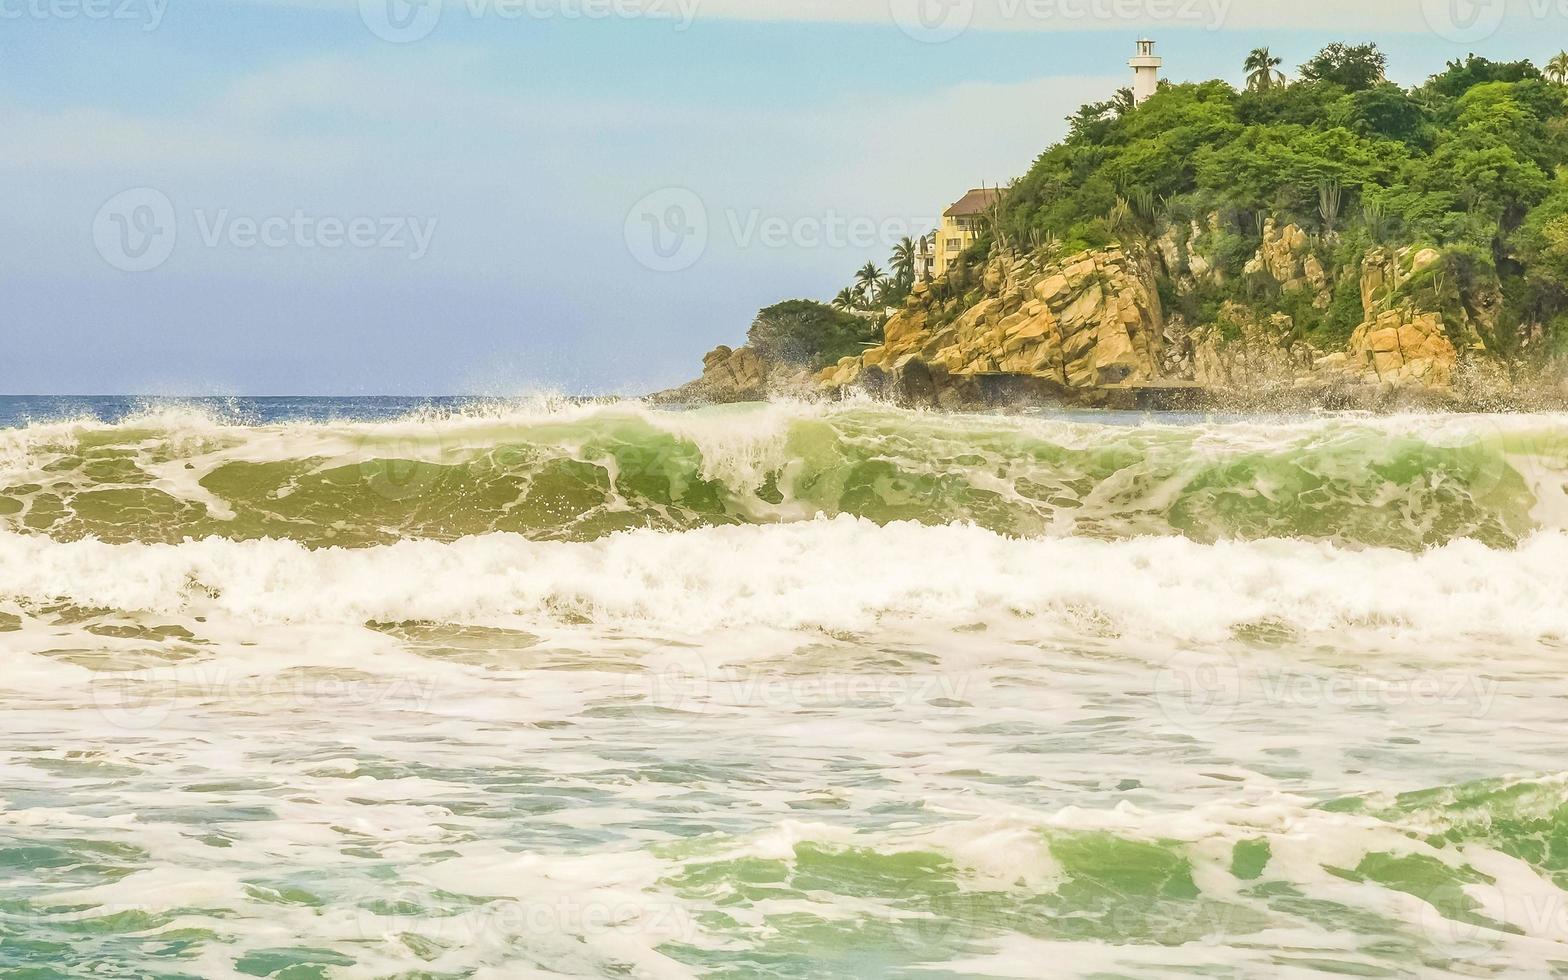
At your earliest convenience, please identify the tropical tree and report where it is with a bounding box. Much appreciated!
[890,237,917,286]
[1548,51,1568,85]
[871,276,898,308]
[1067,100,1117,141]
[747,299,875,367]
[855,262,884,299]
[1244,47,1285,92]
[1299,43,1387,92]
[832,288,859,311]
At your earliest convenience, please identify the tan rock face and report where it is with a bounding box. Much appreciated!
[1360,247,1401,315]
[810,226,1486,402]
[1189,303,1317,388]
[1155,214,1228,292]
[1348,244,1480,390]
[1360,246,1444,318]
[670,344,785,403]
[692,345,763,389]
[1345,310,1457,388]
[1244,219,1331,308]
[881,310,927,349]
[820,245,1165,394]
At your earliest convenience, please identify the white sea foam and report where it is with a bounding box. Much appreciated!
[8,405,1568,978]
[2,517,1567,647]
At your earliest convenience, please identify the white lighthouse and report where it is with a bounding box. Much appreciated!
[1129,39,1162,105]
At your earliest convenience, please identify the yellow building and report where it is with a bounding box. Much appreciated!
[932,187,1001,274]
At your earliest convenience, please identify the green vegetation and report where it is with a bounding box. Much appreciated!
[828,237,929,323]
[746,299,876,368]
[768,44,1568,369]
[991,45,1568,352]
[1243,47,1285,93]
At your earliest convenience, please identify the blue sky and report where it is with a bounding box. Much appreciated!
[2,0,1566,394]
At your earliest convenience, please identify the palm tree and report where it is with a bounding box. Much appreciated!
[1245,47,1286,92]
[1548,51,1568,85]
[890,237,917,287]
[832,288,859,311]
[855,262,884,299]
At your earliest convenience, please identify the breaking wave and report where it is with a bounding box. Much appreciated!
[2,400,1567,550]
[3,518,1568,648]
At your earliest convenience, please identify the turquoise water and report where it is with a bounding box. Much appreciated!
[3,398,1568,977]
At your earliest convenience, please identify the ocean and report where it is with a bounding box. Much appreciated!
[3,395,1568,978]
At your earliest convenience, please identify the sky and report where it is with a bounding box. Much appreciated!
[2,0,1566,394]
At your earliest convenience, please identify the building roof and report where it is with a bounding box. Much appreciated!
[944,187,1002,217]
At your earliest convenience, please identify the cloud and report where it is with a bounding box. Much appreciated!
[683,0,1561,35]
[238,0,1565,36]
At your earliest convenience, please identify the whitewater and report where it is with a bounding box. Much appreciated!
[5,397,1568,978]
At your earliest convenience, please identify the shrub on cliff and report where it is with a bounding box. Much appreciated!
[1515,169,1568,305]
[746,300,875,369]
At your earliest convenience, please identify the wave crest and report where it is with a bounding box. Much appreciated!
[2,519,1567,646]
[3,402,1568,550]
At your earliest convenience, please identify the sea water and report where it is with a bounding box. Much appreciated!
[3,396,1568,978]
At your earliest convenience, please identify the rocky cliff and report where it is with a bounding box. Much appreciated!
[819,220,1504,407]
[665,216,1559,410]
[830,245,1161,384]
[651,344,813,404]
